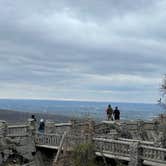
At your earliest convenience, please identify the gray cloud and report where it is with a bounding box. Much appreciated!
[0,0,165,102]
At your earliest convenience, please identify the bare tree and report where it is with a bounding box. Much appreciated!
[159,75,166,108]
[161,75,166,96]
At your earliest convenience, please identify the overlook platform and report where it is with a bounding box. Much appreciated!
[1,118,166,166]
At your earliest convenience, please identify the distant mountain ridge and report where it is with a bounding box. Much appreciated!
[0,109,70,123]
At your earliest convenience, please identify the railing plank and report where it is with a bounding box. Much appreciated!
[7,125,29,137]
[94,138,131,158]
[141,145,166,164]
[35,133,62,147]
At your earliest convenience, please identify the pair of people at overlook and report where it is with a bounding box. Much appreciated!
[106,105,120,121]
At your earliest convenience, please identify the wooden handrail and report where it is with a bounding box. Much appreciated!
[118,138,154,145]
[7,124,29,137]
[141,145,166,152]
[8,124,29,128]
[93,137,131,145]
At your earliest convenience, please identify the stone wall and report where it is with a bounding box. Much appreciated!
[0,120,44,166]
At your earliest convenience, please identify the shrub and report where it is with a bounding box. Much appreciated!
[72,143,96,166]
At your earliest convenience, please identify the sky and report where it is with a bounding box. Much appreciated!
[0,0,166,103]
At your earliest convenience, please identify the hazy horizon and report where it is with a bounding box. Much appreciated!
[0,97,158,105]
[0,98,164,121]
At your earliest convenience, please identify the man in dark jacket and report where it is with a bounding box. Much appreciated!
[113,106,120,120]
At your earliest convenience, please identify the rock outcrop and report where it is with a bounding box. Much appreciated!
[0,120,44,166]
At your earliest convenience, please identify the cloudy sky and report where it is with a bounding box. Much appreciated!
[0,0,165,103]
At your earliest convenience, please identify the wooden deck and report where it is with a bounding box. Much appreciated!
[36,144,59,150]
[3,121,166,166]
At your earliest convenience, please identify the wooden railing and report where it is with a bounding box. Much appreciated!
[141,145,166,164]
[94,123,112,134]
[0,124,6,137]
[65,134,87,149]
[93,138,130,158]
[7,125,29,137]
[34,133,166,164]
[2,120,166,165]
[118,138,154,146]
[93,137,166,164]
[35,133,62,147]
[35,132,87,150]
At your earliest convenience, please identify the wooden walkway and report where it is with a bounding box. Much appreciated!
[3,122,166,166]
[34,132,166,166]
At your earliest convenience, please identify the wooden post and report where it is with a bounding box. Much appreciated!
[27,118,36,136]
[129,141,143,166]
[0,120,7,137]
[45,121,54,133]
[53,131,67,166]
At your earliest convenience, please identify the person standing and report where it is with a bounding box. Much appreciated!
[38,118,45,133]
[31,115,36,121]
[106,104,113,120]
[113,106,120,120]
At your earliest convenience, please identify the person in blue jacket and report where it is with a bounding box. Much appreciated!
[38,118,45,133]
